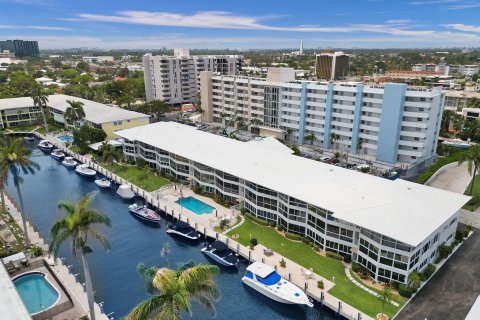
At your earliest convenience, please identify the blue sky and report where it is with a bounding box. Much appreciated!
[2,0,480,49]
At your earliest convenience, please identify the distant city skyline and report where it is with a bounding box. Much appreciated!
[2,0,480,49]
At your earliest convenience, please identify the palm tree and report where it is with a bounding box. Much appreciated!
[50,193,111,320]
[137,263,160,295]
[458,145,480,196]
[408,271,421,291]
[285,128,294,143]
[357,137,365,155]
[0,136,39,248]
[378,285,393,318]
[64,100,86,126]
[160,242,171,267]
[304,132,316,145]
[441,110,456,131]
[30,85,49,133]
[99,142,122,165]
[330,132,340,150]
[127,264,220,320]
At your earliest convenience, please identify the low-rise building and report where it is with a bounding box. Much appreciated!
[444,91,480,111]
[0,95,149,138]
[116,122,469,284]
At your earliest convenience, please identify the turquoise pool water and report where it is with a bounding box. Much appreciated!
[14,272,59,314]
[57,135,73,143]
[176,196,215,215]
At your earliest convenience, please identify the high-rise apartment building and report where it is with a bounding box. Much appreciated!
[0,40,39,58]
[315,51,349,80]
[200,68,444,170]
[143,48,243,104]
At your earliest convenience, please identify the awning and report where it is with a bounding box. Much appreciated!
[89,139,124,151]
[2,252,26,264]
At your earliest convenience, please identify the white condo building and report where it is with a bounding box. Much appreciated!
[143,48,243,104]
[115,122,469,284]
[200,68,444,173]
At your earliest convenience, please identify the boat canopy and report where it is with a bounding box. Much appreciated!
[210,241,228,251]
[246,262,276,278]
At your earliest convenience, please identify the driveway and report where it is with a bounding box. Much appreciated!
[395,229,480,320]
[426,162,471,194]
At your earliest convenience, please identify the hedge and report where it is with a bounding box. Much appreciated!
[243,212,270,226]
[284,232,303,241]
[352,262,361,273]
[422,264,436,280]
[398,283,415,298]
[326,250,343,260]
[416,150,468,184]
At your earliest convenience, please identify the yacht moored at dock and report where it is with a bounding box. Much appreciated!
[37,140,53,153]
[61,156,77,168]
[117,184,135,199]
[95,178,111,188]
[166,220,202,240]
[242,262,313,307]
[50,149,66,161]
[75,164,96,177]
[201,240,239,267]
[128,203,161,224]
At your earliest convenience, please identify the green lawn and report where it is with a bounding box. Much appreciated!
[227,218,406,318]
[101,163,171,192]
[36,124,64,135]
[463,174,480,211]
[8,125,40,132]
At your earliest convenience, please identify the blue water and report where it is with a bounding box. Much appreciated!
[176,196,215,215]
[6,140,338,320]
[14,272,59,314]
[57,135,73,143]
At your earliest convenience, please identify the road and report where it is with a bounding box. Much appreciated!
[425,162,471,194]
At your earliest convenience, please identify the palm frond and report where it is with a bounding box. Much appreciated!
[125,294,168,320]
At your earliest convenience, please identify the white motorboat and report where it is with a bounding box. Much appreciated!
[166,220,202,240]
[117,184,135,200]
[242,262,313,307]
[23,136,35,141]
[128,203,161,223]
[50,149,66,161]
[37,140,54,152]
[61,156,77,168]
[95,178,111,188]
[75,164,96,177]
[201,240,239,267]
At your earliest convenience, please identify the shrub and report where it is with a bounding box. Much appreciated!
[416,149,468,184]
[438,243,453,260]
[279,258,286,268]
[358,266,370,280]
[284,232,303,241]
[290,145,300,155]
[467,224,473,232]
[301,237,312,245]
[276,225,283,232]
[250,238,258,246]
[398,284,414,298]
[351,262,361,273]
[313,244,320,252]
[343,254,352,263]
[269,222,276,228]
[455,231,464,242]
[243,212,270,226]
[31,246,43,257]
[326,251,343,261]
[422,264,436,280]
[463,229,470,238]
[317,280,324,289]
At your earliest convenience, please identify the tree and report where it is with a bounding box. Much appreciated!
[285,128,294,143]
[408,271,422,291]
[9,72,37,96]
[50,193,111,320]
[135,100,172,120]
[304,132,316,145]
[65,100,86,125]
[99,142,122,165]
[330,132,340,150]
[0,136,39,248]
[441,110,455,131]
[30,85,50,133]
[137,263,160,295]
[126,264,220,320]
[357,137,365,154]
[73,125,107,154]
[458,145,480,196]
[467,97,480,109]
[378,285,393,318]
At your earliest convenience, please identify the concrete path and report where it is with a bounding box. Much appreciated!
[395,230,480,320]
[426,162,471,194]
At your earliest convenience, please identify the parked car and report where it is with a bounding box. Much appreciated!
[319,156,330,163]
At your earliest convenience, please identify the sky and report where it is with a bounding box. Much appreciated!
[2,0,480,49]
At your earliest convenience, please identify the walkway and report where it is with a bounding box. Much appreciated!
[425,162,471,194]
[345,269,399,307]
[396,229,480,320]
[2,193,109,320]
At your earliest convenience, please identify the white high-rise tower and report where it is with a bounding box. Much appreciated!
[300,41,304,55]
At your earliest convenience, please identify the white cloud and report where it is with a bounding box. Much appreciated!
[386,19,413,24]
[443,23,480,32]
[0,24,70,31]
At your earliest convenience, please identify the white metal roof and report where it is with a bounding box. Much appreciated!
[246,262,276,278]
[116,122,470,247]
[245,137,294,154]
[0,262,31,320]
[0,95,148,124]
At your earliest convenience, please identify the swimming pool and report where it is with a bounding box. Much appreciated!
[176,196,215,215]
[57,135,73,143]
[13,272,60,315]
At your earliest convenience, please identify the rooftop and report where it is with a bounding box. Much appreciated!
[0,262,31,320]
[116,122,470,247]
[0,95,148,124]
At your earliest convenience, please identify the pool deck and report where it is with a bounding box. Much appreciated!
[35,132,374,320]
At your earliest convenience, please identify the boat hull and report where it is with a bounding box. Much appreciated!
[38,146,53,153]
[201,248,238,267]
[242,277,312,307]
[51,154,65,161]
[75,170,96,177]
[95,180,111,188]
[166,228,201,240]
[129,210,160,224]
[62,162,77,168]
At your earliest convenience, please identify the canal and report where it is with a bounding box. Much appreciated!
[7,140,338,320]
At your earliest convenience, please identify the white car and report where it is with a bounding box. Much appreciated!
[319,156,330,162]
